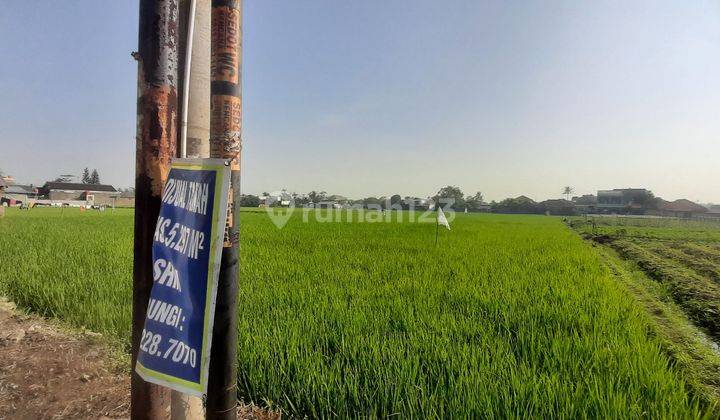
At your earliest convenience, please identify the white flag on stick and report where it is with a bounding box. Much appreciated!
[437,207,451,230]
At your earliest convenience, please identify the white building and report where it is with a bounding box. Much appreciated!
[261,189,293,207]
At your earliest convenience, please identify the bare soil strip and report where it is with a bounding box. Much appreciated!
[0,298,129,419]
[0,298,280,419]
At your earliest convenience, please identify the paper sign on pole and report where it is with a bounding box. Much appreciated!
[135,158,230,396]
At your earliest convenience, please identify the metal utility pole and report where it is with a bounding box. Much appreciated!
[206,0,242,418]
[132,0,179,418]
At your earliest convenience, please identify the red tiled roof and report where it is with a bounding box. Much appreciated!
[660,199,707,213]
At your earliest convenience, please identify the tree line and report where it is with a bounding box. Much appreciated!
[239,186,487,211]
[239,185,646,216]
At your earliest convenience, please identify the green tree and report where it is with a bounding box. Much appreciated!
[563,186,574,201]
[239,194,261,207]
[389,194,402,209]
[434,186,465,210]
[465,192,484,211]
[492,196,539,214]
[626,190,657,211]
[53,174,74,183]
[81,168,91,184]
[294,194,310,206]
[307,190,327,204]
[89,169,100,184]
[362,197,382,209]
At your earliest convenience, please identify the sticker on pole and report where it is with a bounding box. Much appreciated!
[135,158,230,396]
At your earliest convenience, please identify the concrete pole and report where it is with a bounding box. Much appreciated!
[132,0,178,419]
[179,0,212,159]
[172,0,211,418]
[206,0,242,418]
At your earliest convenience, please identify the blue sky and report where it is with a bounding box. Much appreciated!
[1,1,719,202]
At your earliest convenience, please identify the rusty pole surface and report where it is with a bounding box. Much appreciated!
[132,0,179,419]
[206,0,242,418]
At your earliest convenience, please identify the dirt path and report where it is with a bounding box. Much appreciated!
[0,298,281,419]
[0,298,129,419]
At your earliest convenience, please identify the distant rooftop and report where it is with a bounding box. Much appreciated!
[598,188,650,193]
[660,199,707,214]
[706,204,720,214]
[42,182,117,193]
[5,184,36,194]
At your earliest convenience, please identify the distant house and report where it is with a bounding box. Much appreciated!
[404,197,430,210]
[597,188,652,214]
[0,178,6,205]
[571,194,597,214]
[115,189,136,208]
[317,200,344,209]
[539,199,576,216]
[1,184,38,206]
[492,196,539,214]
[260,190,293,207]
[326,195,350,206]
[704,205,720,219]
[653,199,708,219]
[39,182,119,206]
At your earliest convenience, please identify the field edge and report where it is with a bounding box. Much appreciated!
[581,241,720,411]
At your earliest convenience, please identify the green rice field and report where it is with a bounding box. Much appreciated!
[0,208,717,417]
